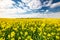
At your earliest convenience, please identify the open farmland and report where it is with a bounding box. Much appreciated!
[0,18,60,40]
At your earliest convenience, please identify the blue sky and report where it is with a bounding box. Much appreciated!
[0,0,60,18]
[12,0,60,3]
[12,0,60,13]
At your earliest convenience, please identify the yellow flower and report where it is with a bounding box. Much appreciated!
[27,36,31,39]
[11,38,15,40]
[0,31,2,35]
[0,18,60,40]
[30,27,34,31]
[1,24,6,28]
[44,32,47,35]
[46,27,51,30]
[41,23,45,27]
[20,31,23,35]
[38,27,42,32]
[39,33,41,36]
[57,28,60,31]
[13,27,18,31]
[56,36,60,39]
[43,36,46,38]
[0,37,5,40]
[25,39,28,40]
[30,38,33,40]
[5,24,11,29]
[25,32,28,36]
[11,31,15,37]
[47,34,51,37]
[58,24,60,26]
[8,34,10,38]
[57,33,60,35]
[18,37,21,40]
[2,29,6,31]
[51,32,55,35]
[22,24,25,30]
[33,29,36,33]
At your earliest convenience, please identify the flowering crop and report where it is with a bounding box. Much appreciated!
[0,18,60,40]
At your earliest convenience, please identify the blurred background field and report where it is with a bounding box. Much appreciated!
[0,18,60,40]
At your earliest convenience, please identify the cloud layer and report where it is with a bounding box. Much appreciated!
[0,0,60,18]
[50,2,60,8]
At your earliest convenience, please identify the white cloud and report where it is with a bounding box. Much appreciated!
[43,0,53,7]
[18,12,60,18]
[0,8,27,15]
[19,0,42,10]
[0,0,28,15]
[50,2,60,8]
[0,0,60,18]
[0,12,60,18]
[0,0,42,16]
[21,0,31,3]
[0,0,15,8]
[27,0,42,9]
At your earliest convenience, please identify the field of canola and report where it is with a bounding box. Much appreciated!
[0,18,60,40]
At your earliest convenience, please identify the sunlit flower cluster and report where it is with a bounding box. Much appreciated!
[0,18,60,40]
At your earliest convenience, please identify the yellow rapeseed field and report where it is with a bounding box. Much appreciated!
[0,18,60,40]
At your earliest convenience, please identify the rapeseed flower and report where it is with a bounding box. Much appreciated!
[0,18,60,40]
[11,31,15,37]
